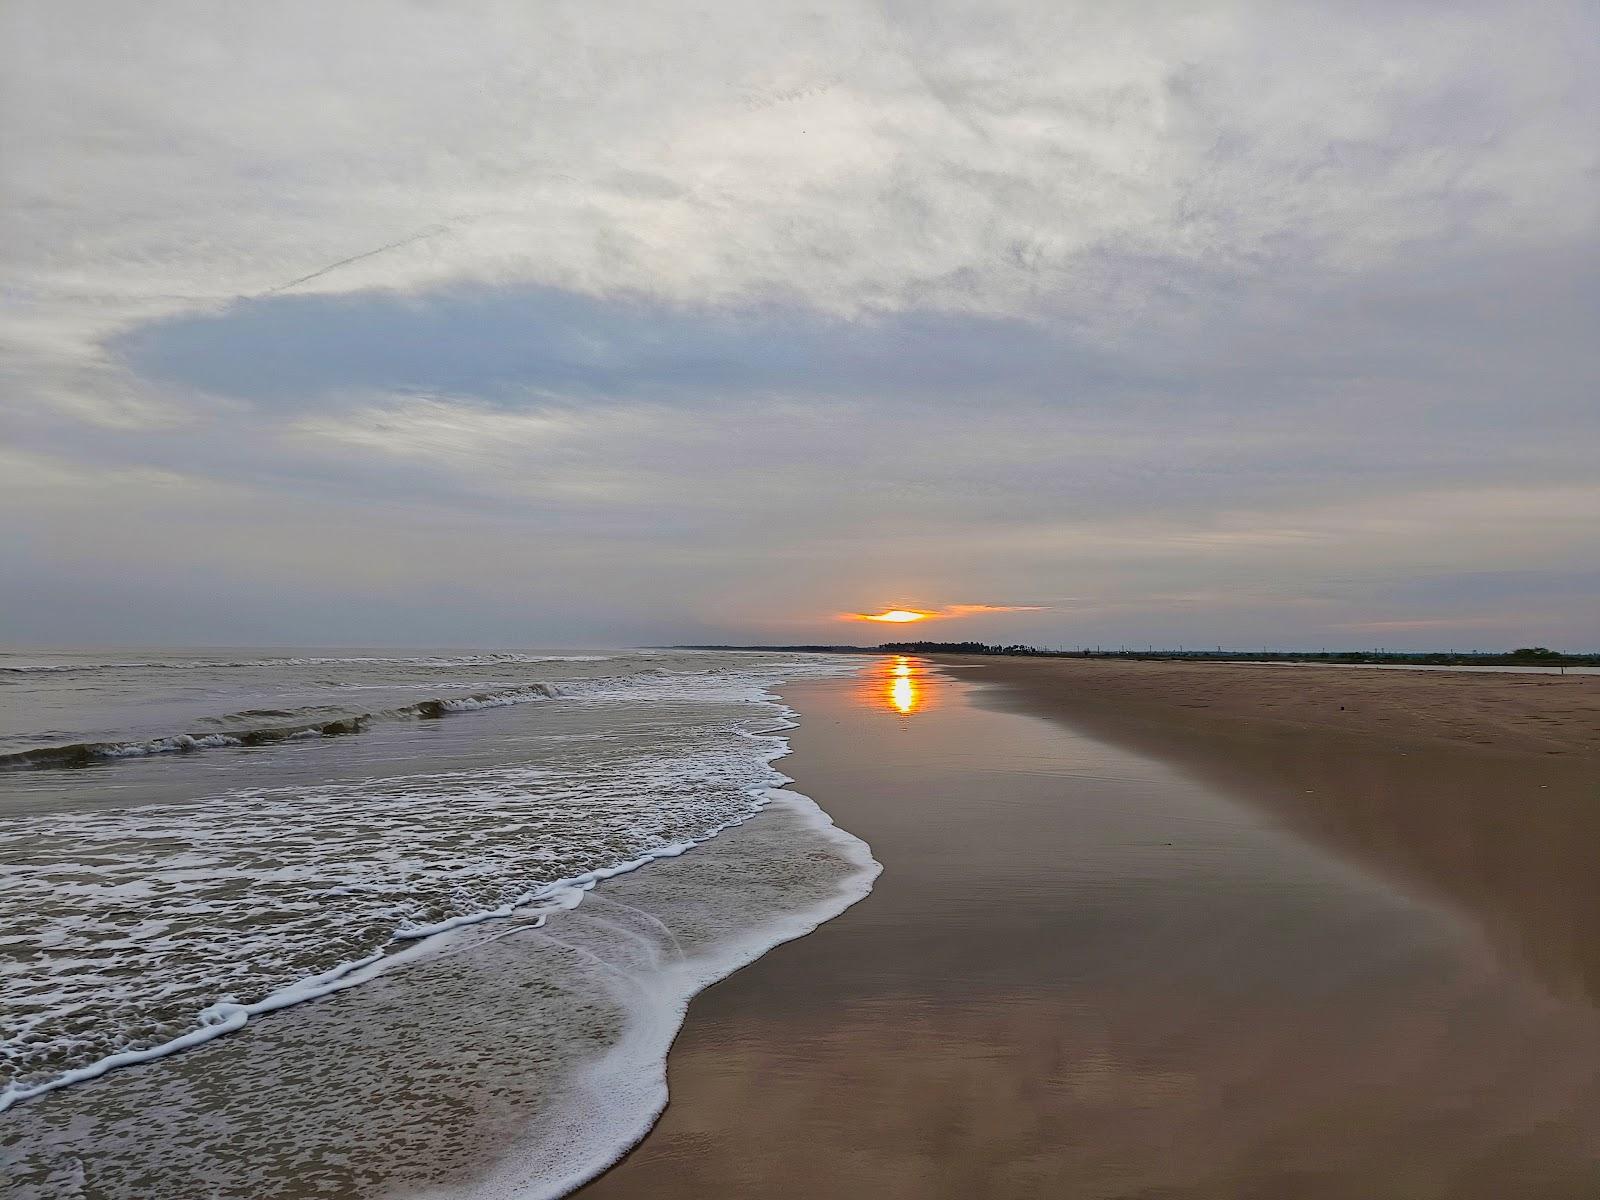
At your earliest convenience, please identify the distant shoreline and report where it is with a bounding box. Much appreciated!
[673,643,1600,671]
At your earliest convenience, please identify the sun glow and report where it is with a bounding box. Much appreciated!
[839,603,1047,624]
[858,609,934,623]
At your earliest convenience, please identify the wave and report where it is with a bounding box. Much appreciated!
[0,683,565,771]
[0,789,776,1114]
[0,681,875,1123]
[436,788,880,1200]
[0,654,866,1161]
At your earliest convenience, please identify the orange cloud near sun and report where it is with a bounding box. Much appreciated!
[840,604,1048,624]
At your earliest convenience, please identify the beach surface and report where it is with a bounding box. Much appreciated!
[579,656,1600,1198]
[960,656,1600,1008]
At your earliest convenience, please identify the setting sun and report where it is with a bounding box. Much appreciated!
[866,609,932,623]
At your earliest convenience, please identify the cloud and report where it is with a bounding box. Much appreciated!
[943,604,1051,617]
[8,2,1595,363]
[1,1,1597,648]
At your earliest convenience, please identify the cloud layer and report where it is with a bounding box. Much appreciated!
[3,1,1597,647]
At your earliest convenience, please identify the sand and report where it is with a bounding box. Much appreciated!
[954,656,1600,758]
[577,657,1600,1199]
[957,657,1600,1007]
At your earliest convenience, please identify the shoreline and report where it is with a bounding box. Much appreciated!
[578,657,1600,1198]
[3,784,878,1200]
[431,786,880,1200]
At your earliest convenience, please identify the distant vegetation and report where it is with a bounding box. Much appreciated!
[674,643,1600,666]
[873,643,1600,666]
[1506,646,1564,662]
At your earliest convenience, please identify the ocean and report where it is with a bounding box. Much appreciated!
[0,647,878,1197]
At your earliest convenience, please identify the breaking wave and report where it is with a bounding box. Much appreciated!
[0,683,568,770]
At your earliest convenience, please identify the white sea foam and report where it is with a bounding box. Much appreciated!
[433,682,562,712]
[2,780,878,1200]
[422,787,880,1200]
[102,732,243,757]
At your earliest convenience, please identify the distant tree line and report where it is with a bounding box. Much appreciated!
[671,643,1598,666]
[872,642,1600,666]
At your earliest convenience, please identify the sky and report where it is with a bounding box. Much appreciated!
[2,1,1597,650]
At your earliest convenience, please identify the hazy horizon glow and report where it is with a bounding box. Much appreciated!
[3,2,1597,650]
[840,604,1050,627]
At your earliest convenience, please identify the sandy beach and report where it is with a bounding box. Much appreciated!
[579,656,1600,1198]
[959,657,1600,1008]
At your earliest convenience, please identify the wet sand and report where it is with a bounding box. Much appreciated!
[959,656,1600,1007]
[578,658,1600,1199]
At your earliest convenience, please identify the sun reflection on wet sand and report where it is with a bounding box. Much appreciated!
[869,655,931,716]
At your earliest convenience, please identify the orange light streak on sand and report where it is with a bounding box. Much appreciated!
[855,655,931,715]
[887,656,920,714]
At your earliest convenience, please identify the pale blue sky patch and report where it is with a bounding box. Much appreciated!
[114,285,1116,409]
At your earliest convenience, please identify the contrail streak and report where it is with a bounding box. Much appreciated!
[259,223,450,296]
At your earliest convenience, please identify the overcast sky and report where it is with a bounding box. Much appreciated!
[3,1,1596,649]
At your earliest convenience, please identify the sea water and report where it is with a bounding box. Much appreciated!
[0,647,878,1196]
